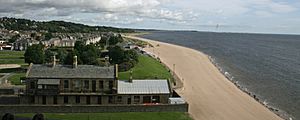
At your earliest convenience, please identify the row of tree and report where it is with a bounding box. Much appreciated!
[1,17,135,33]
[24,40,138,71]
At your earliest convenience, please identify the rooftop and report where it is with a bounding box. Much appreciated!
[117,80,170,94]
[27,64,115,79]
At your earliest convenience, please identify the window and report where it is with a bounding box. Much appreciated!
[84,80,89,89]
[86,96,90,104]
[117,96,122,103]
[64,80,69,89]
[30,81,35,89]
[92,80,96,92]
[99,81,104,89]
[108,96,113,104]
[38,85,43,89]
[109,81,113,89]
[76,96,80,104]
[42,96,46,105]
[53,96,57,104]
[74,80,81,89]
[134,96,140,103]
[64,96,68,104]
[30,96,35,104]
[152,96,160,103]
[97,96,102,104]
[47,85,58,89]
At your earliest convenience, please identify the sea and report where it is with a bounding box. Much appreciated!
[140,31,300,120]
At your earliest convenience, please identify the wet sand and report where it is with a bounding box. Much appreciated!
[125,35,282,120]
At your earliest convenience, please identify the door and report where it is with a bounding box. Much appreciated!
[127,97,131,104]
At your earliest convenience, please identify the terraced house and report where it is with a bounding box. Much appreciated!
[20,56,171,105]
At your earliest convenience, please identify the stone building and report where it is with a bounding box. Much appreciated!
[12,38,39,51]
[20,56,171,105]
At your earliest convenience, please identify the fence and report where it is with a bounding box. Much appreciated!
[0,104,188,114]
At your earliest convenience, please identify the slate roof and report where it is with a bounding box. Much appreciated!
[117,80,170,94]
[27,64,115,79]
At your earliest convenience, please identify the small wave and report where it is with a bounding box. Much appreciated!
[207,55,294,120]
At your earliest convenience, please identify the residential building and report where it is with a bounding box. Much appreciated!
[20,56,171,105]
[12,38,39,51]
[46,37,76,47]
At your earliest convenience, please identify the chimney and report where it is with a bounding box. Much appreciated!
[73,56,78,68]
[129,70,133,83]
[115,64,118,79]
[52,55,56,67]
[105,56,109,67]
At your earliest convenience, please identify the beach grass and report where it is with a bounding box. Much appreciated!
[0,51,25,65]
[16,112,192,120]
[118,55,172,80]
[7,73,26,85]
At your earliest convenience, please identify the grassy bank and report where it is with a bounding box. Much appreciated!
[0,51,25,65]
[16,112,191,120]
[0,51,26,85]
[7,73,26,85]
[118,55,172,80]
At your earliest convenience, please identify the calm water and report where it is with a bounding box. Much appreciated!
[141,31,300,120]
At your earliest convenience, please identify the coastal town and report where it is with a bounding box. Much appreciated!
[0,17,188,120]
[1,0,299,120]
[0,17,290,120]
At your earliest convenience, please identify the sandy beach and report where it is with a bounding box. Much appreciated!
[125,35,282,120]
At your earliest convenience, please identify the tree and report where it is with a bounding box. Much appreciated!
[44,49,55,63]
[124,50,138,63]
[8,34,20,43]
[64,50,80,65]
[24,44,45,64]
[108,46,125,64]
[44,32,53,40]
[109,35,123,45]
[56,49,68,64]
[80,44,99,65]
[74,41,85,54]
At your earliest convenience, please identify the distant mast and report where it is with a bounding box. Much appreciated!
[215,24,219,32]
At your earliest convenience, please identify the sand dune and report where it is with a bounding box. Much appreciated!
[126,36,282,120]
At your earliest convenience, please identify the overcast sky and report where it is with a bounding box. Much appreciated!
[0,0,299,34]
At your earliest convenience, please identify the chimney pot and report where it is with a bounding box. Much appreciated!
[73,56,78,68]
[129,70,133,83]
[115,64,118,79]
[52,55,56,67]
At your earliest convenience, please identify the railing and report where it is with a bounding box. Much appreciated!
[59,89,116,95]
[35,89,59,95]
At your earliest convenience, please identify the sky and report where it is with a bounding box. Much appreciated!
[0,0,300,34]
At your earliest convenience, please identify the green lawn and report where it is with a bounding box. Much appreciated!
[7,73,26,85]
[0,51,25,65]
[0,51,27,81]
[16,112,192,120]
[118,55,172,80]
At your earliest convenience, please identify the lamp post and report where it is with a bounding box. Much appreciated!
[173,64,176,76]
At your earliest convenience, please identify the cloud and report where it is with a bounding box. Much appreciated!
[269,2,297,13]
[0,0,299,34]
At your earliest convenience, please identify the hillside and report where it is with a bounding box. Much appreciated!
[0,17,135,33]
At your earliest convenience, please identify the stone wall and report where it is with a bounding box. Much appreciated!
[0,96,20,104]
[0,104,188,114]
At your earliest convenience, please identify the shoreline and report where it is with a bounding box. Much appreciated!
[207,56,292,120]
[125,35,283,120]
